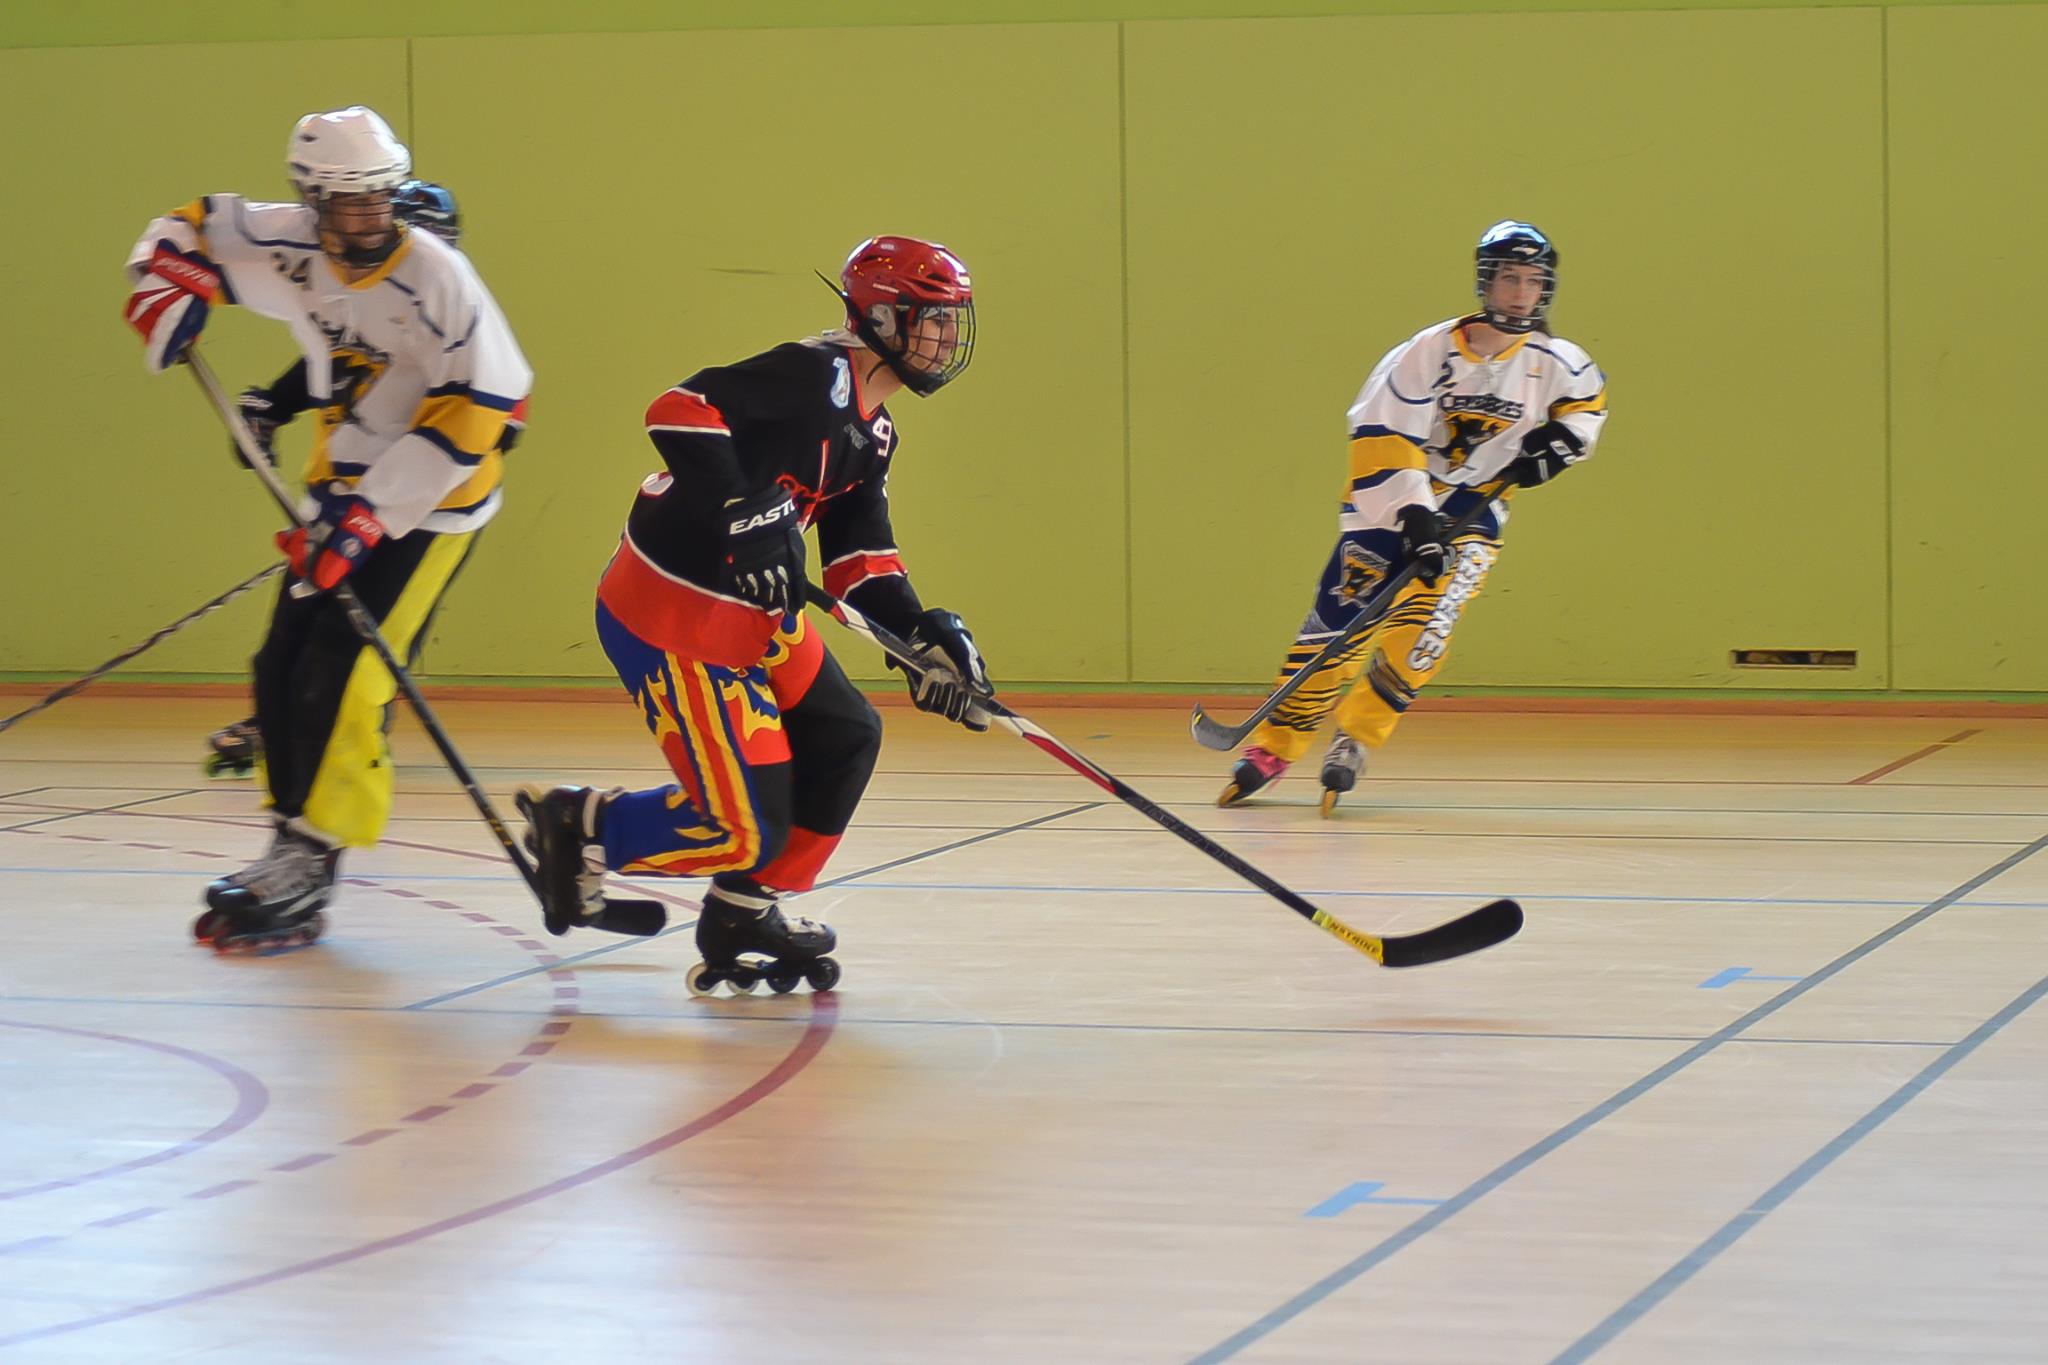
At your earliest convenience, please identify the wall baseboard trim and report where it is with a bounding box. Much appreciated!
[6,680,2047,718]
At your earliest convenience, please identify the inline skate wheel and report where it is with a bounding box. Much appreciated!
[685,962,719,997]
[806,957,841,992]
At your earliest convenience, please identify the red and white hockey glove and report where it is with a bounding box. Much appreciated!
[123,242,222,372]
[277,489,386,594]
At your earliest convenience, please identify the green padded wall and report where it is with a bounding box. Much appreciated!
[2,5,2042,694]
[0,41,410,677]
[1887,4,2048,691]
[0,0,1983,51]
[410,23,1124,681]
[1124,7,1888,688]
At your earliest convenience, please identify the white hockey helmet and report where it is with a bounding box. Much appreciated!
[287,106,412,200]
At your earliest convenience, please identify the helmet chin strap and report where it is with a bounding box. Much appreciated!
[820,274,933,396]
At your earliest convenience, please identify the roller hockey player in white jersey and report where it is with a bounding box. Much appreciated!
[1218,221,1609,814]
[123,106,532,950]
[200,181,529,778]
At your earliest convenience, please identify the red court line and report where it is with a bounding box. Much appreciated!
[0,995,836,1348]
[1848,729,1984,786]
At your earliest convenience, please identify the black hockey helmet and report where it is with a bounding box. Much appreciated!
[1474,220,1557,334]
[394,180,461,247]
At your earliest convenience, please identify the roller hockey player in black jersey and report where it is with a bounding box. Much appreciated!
[516,236,992,995]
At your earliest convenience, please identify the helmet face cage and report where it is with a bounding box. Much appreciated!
[1473,220,1558,334]
[857,299,976,397]
[306,190,403,269]
[393,180,461,247]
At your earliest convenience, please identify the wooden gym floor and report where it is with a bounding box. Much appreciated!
[2,695,2045,1363]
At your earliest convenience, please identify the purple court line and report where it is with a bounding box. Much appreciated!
[0,995,838,1348]
[1848,728,1984,786]
[0,1021,269,1202]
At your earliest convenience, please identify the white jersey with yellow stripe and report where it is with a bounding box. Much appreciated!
[125,194,532,536]
[1341,314,1608,532]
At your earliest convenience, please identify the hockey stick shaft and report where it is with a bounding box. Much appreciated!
[1189,481,1511,751]
[0,562,284,737]
[184,348,663,935]
[806,584,1520,967]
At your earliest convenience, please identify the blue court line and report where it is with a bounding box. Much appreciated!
[1186,827,2048,1364]
[1698,968,1809,990]
[1552,966,2048,1362]
[5,867,2047,913]
[398,802,1105,1010]
[396,916,701,1011]
[1305,1182,1445,1216]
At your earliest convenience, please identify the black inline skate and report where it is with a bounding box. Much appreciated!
[204,716,261,778]
[193,819,338,953]
[1217,744,1288,808]
[686,882,839,997]
[514,784,668,938]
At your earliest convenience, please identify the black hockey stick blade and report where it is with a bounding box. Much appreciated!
[591,898,668,937]
[1190,701,1263,751]
[1375,898,1523,968]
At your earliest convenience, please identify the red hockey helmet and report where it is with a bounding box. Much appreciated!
[836,236,976,396]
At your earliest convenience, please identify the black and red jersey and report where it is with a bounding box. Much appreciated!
[599,338,924,666]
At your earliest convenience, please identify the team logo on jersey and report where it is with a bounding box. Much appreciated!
[1333,543,1390,604]
[1436,411,1513,474]
[830,356,852,409]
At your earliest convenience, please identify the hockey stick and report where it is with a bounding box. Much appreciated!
[1189,481,1511,752]
[806,583,1521,968]
[184,347,664,938]
[0,562,284,737]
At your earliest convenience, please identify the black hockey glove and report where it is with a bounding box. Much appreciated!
[716,486,805,616]
[1501,421,1586,488]
[1398,504,1449,587]
[892,608,995,732]
[233,386,290,469]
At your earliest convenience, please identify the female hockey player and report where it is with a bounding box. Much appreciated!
[1218,221,1609,815]
[202,180,493,779]
[517,236,993,995]
[123,107,532,949]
